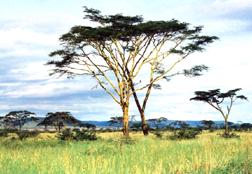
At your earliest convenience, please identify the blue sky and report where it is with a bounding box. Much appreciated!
[0,0,252,122]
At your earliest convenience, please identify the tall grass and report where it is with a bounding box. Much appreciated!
[0,131,251,174]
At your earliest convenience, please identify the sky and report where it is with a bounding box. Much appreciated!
[0,0,252,122]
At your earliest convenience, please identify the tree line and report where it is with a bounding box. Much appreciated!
[0,111,95,132]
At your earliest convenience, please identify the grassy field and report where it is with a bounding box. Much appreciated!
[0,131,251,174]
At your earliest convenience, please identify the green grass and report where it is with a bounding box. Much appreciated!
[0,131,251,174]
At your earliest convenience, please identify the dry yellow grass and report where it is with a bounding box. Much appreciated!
[0,131,251,174]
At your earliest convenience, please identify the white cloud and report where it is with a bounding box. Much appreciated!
[0,28,57,57]
[9,61,51,81]
[211,0,252,14]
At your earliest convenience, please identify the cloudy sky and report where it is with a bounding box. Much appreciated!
[0,0,252,122]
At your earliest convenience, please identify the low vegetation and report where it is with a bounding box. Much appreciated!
[58,128,97,141]
[0,131,251,174]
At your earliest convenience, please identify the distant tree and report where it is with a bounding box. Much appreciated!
[108,116,123,130]
[37,112,81,132]
[168,120,201,139]
[147,117,168,130]
[200,120,215,130]
[48,7,218,136]
[169,120,189,130]
[130,122,143,131]
[3,110,36,131]
[240,123,252,131]
[79,122,96,129]
[190,88,247,135]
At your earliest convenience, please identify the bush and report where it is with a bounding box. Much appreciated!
[153,131,163,138]
[169,129,201,140]
[73,128,97,141]
[58,129,74,141]
[0,130,8,137]
[58,128,97,141]
[219,132,240,138]
[16,131,40,140]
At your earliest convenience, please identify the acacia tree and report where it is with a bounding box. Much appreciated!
[200,120,215,130]
[37,112,81,132]
[4,110,36,131]
[190,88,247,135]
[147,117,168,130]
[108,116,123,130]
[48,7,217,136]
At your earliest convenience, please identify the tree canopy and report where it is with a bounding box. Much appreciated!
[37,112,81,132]
[48,6,218,136]
[3,110,36,131]
[191,88,247,135]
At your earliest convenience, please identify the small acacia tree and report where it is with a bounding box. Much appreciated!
[147,117,168,130]
[48,7,217,136]
[4,110,36,131]
[37,112,81,132]
[190,88,247,135]
[200,120,215,130]
[108,116,123,130]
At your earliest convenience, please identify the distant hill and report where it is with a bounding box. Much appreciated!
[0,117,239,129]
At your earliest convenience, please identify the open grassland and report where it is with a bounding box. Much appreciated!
[0,131,251,174]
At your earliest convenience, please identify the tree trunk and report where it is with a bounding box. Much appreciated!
[125,68,149,136]
[122,104,129,136]
[139,109,149,136]
[58,125,61,133]
[129,80,149,136]
[224,118,229,135]
[19,120,22,131]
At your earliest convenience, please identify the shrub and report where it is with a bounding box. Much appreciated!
[73,128,97,141]
[219,132,240,138]
[58,128,74,141]
[16,131,40,140]
[0,130,8,137]
[169,128,201,140]
[58,128,97,141]
[153,131,163,138]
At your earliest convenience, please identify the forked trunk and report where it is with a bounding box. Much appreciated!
[126,69,149,136]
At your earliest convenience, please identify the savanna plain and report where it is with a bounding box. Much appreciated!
[0,131,251,174]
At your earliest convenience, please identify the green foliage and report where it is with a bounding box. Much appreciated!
[16,131,40,140]
[130,122,142,131]
[200,120,215,130]
[191,88,248,135]
[0,130,8,137]
[169,128,201,140]
[73,128,97,141]
[38,112,81,132]
[58,128,97,141]
[3,110,37,131]
[219,132,240,138]
[58,128,73,141]
[240,123,252,131]
[153,131,163,138]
